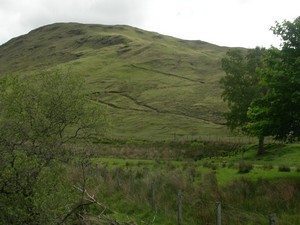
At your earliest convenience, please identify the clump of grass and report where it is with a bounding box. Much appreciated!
[238,160,253,173]
[278,165,291,172]
[263,164,273,170]
[136,161,144,167]
[203,160,209,167]
[221,161,227,168]
[211,163,218,170]
[202,171,218,188]
[227,161,236,169]
[165,161,176,170]
[184,165,198,182]
[203,160,217,170]
[125,160,131,169]
[135,169,145,179]
[190,141,205,150]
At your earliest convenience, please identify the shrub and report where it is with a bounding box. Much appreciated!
[211,163,218,171]
[263,164,273,170]
[238,160,253,173]
[190,141,205,150]
[202,160,218,170]
[227,161,236,169]
[202,160,211,168]
[278,165,291,172]
[185,165,198,182]
[202,172,218,189]
[165,161,176,170]
[221,161,227,168]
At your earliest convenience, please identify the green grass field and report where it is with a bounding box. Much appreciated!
[91,143,300,183]
[80,143,300,225]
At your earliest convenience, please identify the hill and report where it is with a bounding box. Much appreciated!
[0,22,233,140]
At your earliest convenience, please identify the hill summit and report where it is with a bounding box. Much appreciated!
[0,23,231,140]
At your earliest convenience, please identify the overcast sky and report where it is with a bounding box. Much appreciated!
[0,0,299,48]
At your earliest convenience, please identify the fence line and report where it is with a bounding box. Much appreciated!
[178,190,182,225]
[172,134,288,144]
[92,163,292,225]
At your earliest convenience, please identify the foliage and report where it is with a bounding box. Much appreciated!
[238,160,253,173]
[248,17,300,142]
[222,17,300,152]
[0,69,107,224]
[220,47,267,154]
[220,47,266,133]
[246,98,274,138]
[278,165,291,172]
[0,69,106,152]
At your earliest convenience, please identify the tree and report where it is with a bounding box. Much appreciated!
[220,47,267,154]
[0,69,107,224]
[247,17,300,142]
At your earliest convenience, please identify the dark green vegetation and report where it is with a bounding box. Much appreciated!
[0,22,231,140]
[220,17,300,155]
[0,18,300,225]
[248,18,300,141]
[90,143,300,225]
[0,71,107,224]
[221,47,267,155]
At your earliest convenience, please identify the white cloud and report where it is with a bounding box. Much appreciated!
[0,0,299,47]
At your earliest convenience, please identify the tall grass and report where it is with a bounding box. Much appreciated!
[70,157,300,225]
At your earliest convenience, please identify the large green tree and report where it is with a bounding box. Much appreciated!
[247,17,300,142]
[220,47,267,154]
[0,69,107,224]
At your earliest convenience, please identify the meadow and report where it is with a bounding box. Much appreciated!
[67,141,300,225]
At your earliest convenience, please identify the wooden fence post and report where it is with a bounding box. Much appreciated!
[95,164,99,176]
[178,190,182,225]
[269,214,276,225]
[151,182,156,210]
[130,173,135,194]
[216,202,221,225]
[116,170,120,189]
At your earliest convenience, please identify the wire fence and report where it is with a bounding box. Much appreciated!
[88,161,299,225]
[172,134,292,144]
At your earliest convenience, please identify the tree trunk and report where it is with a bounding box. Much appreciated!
[257,136,264,155]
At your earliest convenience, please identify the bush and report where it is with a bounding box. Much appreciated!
[202,172,218,189]
[227,161,236,169]
[238,160,253,173]
[263,164,273,170]
[221,161,227,168]
[202,160,217,170]
[203,160,211,168]
[211,163,218,170]
[278,165,291,172]
[190,141,205,150]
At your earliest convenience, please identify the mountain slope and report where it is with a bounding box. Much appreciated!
[0,22,232,140]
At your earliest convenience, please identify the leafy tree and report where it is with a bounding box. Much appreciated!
[0,69,107,224]
[248,17,300,142]
[220,47,267,154]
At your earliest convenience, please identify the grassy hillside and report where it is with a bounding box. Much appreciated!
[0,22,233,140]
